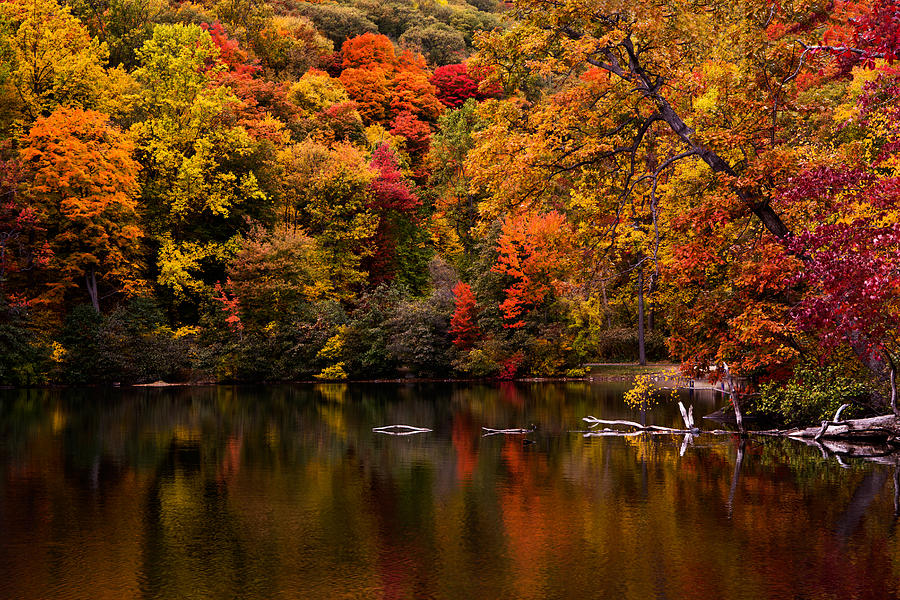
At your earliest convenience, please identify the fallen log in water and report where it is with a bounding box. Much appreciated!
[581,418,695,435]
[372,425,432,436]
[580,402,900,448]
[582,402,701,435]
[482,426,535,436]
[784,414,900,443]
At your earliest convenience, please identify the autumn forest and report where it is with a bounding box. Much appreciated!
[1,0,899,422]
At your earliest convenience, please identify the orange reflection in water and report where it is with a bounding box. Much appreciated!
[1,384,900,599]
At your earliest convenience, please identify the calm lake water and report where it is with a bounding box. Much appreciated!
[2,383,899,599]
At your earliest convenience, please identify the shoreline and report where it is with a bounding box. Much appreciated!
[1,364,692,390]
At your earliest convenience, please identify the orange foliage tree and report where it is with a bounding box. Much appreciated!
[492,211,573,328]
[449,281,480,349]
[337,33,442,125]
[340,31,396,69]
[18,107,143,312]
[339,67,392,123]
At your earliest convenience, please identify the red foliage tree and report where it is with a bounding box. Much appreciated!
[390,111,432,157]
[430,64,479,108]
[429,63,501,108]
[204,22,258,75]
[449,281,480,349]
[492,211,571,328]
[369,143,420,211]
[213,278,243,338]
[783,162,900,405]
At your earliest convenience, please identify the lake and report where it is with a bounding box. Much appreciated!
[1,383,899,599]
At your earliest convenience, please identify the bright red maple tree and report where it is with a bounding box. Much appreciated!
[492,211,571,328]
[429,63,500,108]
[449,281,480,349]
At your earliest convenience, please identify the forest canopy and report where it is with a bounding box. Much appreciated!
[0,0,898,420]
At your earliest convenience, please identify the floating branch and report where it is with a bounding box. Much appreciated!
[583,429,646,437]
[372,425,432,436]
[482,426,535,436]
[582,415,694,434]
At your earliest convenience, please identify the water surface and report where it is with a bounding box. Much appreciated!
[1,383,899,599]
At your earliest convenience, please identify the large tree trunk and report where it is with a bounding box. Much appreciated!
[637,266,646,366]
[86,269,100,313]
[722,364,744,433]
[887,353,898,417]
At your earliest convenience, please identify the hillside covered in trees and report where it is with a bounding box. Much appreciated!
[0,0,898,416]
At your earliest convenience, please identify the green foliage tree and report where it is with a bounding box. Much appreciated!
[277,140,378,299]
[132,23,267,304]
[399,23,466,66]
[0,0,108,120]
[294,3,377,47]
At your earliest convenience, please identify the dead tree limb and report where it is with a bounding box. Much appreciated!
[582,415,694,434]
[785,414,900,442]
[482,426,535,436]
[372,425,432,436]
[814,403,852,441]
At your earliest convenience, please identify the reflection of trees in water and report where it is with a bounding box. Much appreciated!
[1,384,899,599]
[139,438,258,600]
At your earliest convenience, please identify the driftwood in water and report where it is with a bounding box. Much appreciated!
[781,414,900,443]
[372,425,432,436]
[579,405,701,456]
[482,426,535,436]
[581,397,900,449]
[582,416,695,434]
[582,402,701,436]
[584,401,699,432]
